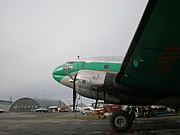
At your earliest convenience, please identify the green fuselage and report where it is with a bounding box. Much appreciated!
[52,60,121,86]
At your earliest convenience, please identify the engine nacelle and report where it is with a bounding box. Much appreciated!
[75,70,121,104]
[76,70,106,90]
[75,70,155,105]
[75,70,106,99]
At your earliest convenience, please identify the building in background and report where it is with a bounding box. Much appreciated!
[0,100,12,112]
[9,97,68,112]
[9,97,40,112]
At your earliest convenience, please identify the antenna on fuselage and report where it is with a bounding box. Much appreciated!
[77,56,80,60]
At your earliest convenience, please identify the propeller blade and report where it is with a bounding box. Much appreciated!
[72,74,77,113]
[73,88,76,112]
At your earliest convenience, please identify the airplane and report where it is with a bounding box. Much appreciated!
[53,56,123,107]
[52,0,180,132]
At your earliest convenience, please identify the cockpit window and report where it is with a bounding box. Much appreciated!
[63,62,73,71]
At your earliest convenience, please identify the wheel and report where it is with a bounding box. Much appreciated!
[109,111,132,132]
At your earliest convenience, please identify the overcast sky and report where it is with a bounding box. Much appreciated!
[0,0,148,104]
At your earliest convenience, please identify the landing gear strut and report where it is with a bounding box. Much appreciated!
[109,111,133,132]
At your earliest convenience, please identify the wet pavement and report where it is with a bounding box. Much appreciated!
[0,112,180,135]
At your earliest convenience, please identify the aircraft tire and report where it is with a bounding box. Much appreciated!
[109,111,132,132]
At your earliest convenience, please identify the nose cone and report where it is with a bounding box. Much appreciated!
[52,65,66,83]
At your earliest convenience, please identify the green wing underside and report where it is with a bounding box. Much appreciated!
[116,0,180,95]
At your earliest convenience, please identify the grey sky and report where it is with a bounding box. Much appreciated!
[0,0,148,104]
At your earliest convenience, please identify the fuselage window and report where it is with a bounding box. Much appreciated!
[104,64,109,70]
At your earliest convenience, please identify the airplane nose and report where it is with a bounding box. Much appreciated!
[52,65,65,83]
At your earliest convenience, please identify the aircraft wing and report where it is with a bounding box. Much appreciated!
[115,0,180,96]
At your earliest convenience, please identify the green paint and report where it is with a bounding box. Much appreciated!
[119,0,180,95]
[52,61,121,83]
[52,66,66,82]
[133,59,139,68]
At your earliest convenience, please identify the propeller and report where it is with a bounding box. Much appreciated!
[63,64,78,112]
[72,74,77,112]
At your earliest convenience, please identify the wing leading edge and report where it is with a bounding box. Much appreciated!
[115,0,180,96]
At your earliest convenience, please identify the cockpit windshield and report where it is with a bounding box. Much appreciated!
[63,61,73,73]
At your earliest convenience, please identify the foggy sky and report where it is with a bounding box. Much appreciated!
[0,0,148,104]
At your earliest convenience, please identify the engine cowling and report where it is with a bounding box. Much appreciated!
[75,70,121,104]
[75,70,106,99]
[76,70,106,89]
[75,70,155,105]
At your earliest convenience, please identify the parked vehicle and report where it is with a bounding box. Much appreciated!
[0,109,5,113]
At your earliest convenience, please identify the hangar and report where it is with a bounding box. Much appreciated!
[9,97,40,112]
[0,100,12,112]
[9,97,67,112]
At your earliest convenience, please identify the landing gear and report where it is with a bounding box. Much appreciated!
[129,109,136,122]
[109,111,133,132]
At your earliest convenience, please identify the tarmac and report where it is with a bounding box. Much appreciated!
[0,112,180,135]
